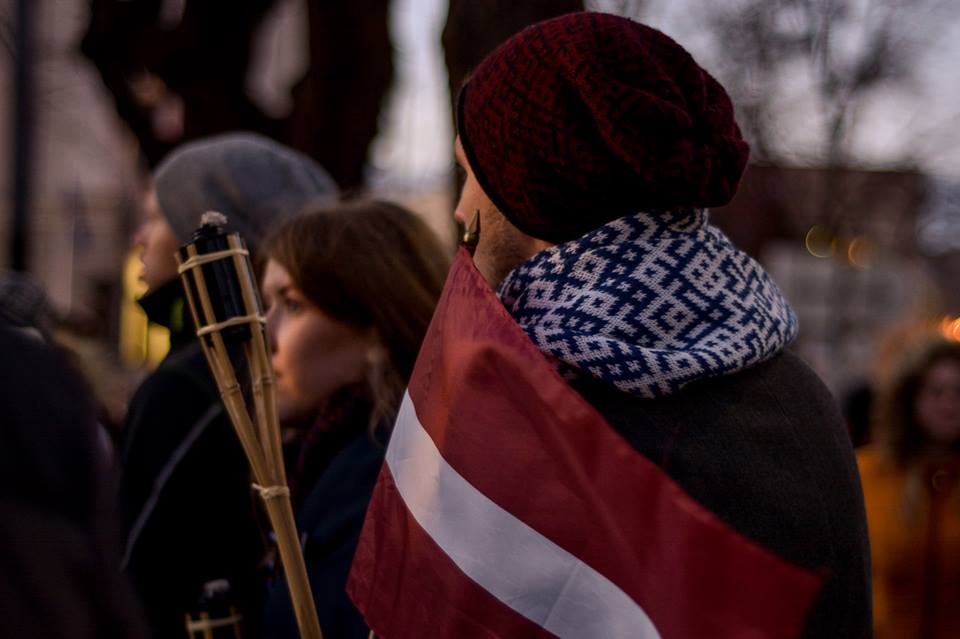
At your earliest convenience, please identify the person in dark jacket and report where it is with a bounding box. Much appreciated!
[449,13,871,637]
[258,200,449,638]
[119,132,337,637]
[0,326,146,638]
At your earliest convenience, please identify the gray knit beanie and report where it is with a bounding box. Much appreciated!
[153,132,338,253]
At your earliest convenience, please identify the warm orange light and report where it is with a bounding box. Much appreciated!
[939,316,960,342]
[805,225,836,258]
[847,236,874,269]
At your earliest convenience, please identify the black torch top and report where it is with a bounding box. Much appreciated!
[178,211,256,343]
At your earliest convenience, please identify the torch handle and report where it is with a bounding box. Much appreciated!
[178,233,323,639]
[262,492,324,639]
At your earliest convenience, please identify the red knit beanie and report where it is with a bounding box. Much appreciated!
[457,12,750,243]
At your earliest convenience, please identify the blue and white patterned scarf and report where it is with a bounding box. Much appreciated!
[497,209,798,398]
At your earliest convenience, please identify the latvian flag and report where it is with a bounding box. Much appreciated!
[347,248,824,638]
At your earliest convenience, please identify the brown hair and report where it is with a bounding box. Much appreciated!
[262,199,450,429]
[874,336,960,464]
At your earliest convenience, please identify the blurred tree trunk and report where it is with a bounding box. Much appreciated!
[81,0,278,168]
[10,0,35,272]
[154,0,281,143]
[81,0,170,166]
[286,0,393,192]
[81,0,393,192]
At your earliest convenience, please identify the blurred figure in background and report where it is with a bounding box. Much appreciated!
[858,336,960,638]
[120,132,337,637]
[844,382,875,448]
[0,270,56,341]
[0,269,130,441]
[258,200,449,638]
[0,326,145,638]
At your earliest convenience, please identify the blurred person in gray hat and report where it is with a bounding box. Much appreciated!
[0,270,56,341]
[119,132,338,638]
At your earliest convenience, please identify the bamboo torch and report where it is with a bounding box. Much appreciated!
[176,211,323,639]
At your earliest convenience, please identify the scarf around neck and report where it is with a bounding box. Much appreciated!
[497,209,798,398]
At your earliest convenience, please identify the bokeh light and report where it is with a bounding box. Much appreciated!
[847,236,875,269]
[939,316,960,342]
[805,225,837,258]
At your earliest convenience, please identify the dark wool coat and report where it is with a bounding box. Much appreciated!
[572,350,872,638]
[118,281,265,638]
[262,431,384,639]
[0,327,147,638]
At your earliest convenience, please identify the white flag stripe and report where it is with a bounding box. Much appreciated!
[386,391,663,639]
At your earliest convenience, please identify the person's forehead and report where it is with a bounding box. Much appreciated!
[262,259,291,289]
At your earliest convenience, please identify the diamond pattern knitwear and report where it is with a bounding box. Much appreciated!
[498,209,798,398]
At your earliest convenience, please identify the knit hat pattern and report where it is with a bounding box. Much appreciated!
[457,12,750,244]
[154,132,338,252]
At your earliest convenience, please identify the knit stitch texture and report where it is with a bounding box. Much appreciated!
[458,12,750,244]
[498,209,798,398]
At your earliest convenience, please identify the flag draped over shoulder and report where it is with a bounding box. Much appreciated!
[347,248,824,638]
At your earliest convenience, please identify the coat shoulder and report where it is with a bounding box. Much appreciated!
[572,351,873,638]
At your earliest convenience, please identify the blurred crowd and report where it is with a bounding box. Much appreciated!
[5,123,960,639]
[2,132,451,638]
[2,7,959,639]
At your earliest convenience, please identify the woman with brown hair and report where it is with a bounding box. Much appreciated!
[858,336,960,638]
[258,199,449,638]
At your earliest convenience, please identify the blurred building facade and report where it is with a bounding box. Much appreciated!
[1,0,141,332]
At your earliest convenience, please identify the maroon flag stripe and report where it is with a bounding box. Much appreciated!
[349,464,556,638]
[349,249,824,638]
[380,391,662,636]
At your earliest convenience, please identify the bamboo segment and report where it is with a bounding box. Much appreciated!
[177,220,323,639]
[263,493,319,637]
